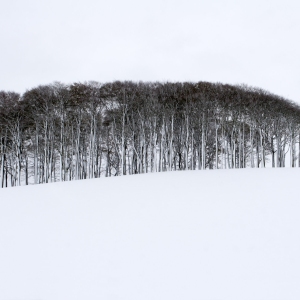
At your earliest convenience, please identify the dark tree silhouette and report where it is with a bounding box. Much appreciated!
[1,81,300,187]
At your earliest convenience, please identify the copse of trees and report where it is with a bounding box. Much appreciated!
[1,81,300,188]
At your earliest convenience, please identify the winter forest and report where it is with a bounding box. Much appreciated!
[1,81,300,188]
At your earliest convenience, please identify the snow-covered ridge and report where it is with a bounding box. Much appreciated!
[1,168,300,300]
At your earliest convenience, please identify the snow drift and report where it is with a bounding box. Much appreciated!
[0,168,300,300]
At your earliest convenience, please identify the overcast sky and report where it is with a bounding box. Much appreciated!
[1,0,299,103]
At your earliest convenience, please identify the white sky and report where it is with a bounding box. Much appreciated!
[1,0,299,103]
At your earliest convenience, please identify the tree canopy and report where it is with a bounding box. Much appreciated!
[1,81,300,187]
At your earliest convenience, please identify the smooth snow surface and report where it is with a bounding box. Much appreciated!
[1,169,300,300]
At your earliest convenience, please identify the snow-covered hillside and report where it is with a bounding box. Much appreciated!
[1,168,300,300]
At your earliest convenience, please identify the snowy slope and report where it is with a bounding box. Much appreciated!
[0,168,300,300]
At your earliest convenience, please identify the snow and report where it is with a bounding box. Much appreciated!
[0,168,300,300]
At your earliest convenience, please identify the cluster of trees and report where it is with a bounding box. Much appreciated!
[1,81,300,188]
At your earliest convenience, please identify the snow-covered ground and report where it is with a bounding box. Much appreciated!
[1,168,300,300]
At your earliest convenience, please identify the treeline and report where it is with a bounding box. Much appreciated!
[1,81,300,188]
